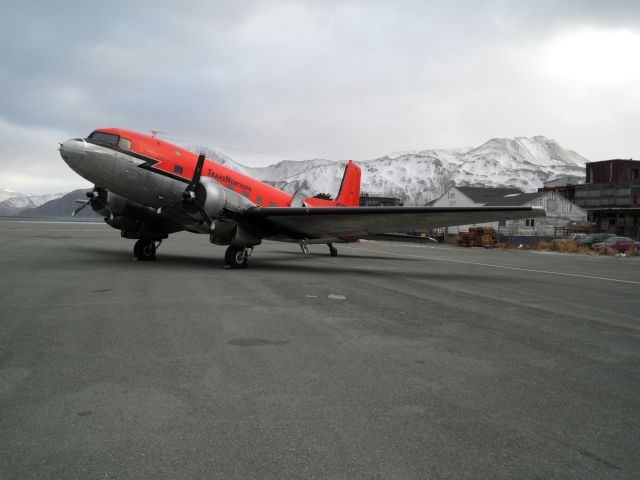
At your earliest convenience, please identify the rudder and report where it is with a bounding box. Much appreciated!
[336,160,361,207]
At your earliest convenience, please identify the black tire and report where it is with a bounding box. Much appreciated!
[134,239,157,261]
[329,245,338,257]
[224,246,248,269]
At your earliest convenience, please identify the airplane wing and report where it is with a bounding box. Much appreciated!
[240,205,545,240]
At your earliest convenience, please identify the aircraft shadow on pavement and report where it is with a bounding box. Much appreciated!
[75,244,506,282]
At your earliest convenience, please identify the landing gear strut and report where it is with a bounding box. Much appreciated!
[299,240,310,254]
[134,239,160,261]
[224,246,251,269]
[328,243,338,257]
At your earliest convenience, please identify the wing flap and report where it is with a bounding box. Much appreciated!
[242,206,545,239]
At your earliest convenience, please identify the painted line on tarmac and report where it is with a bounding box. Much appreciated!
[345,246,640,286]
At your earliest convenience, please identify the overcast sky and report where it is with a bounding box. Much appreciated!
[1,0,639,194]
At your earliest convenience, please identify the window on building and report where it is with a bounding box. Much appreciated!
[498,219,506,227]
[526,218,535,227]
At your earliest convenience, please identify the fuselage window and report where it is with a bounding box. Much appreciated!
[256,196,263,205]
[89,131,119,145]
[118,137,131,150]
[242,191,249,198]
[174,165,184,174]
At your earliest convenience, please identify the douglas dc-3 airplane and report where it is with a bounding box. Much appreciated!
[59,128,545,268]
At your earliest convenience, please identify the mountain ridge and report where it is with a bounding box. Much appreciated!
[5,135,588,216]
[198,135,587,205]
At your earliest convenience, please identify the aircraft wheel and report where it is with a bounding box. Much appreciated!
[134,239,157,261]
[224,246,248,269]
[328,244,338,257]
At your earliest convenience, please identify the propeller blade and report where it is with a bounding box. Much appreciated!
[72,200,90,216]
[186,153,206,192]
[93,198,114,220]
[195,202,215,230]
[158,154,212,228]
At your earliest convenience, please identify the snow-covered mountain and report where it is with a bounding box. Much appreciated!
[0,191,65,215]
[18,189,100,218]
[0,189,28,203]
[197,136,587,205]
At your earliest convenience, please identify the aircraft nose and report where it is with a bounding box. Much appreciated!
[59,138,85,167]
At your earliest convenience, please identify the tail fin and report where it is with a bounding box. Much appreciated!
[335,160,361,206]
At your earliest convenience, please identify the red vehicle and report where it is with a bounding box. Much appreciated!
[592,236,640,253]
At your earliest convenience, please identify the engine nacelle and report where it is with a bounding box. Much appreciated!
[195,177,256,219]
[91,188,153,219]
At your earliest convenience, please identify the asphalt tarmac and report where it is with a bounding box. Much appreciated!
[1,220,639,479]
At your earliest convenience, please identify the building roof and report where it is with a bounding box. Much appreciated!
[544,176,584,188]
[485,192,543,206]
[456,186,523,204]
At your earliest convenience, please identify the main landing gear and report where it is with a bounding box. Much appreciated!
[133,239,161,261]
[299,240,338,257]
[224,246,252,269]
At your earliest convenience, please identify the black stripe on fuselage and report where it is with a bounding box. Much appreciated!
[85,138,190,184]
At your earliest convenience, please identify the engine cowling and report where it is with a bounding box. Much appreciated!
[194,177,256,219]
[91,188,154,219]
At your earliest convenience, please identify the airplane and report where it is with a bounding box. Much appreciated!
[59,128,545,268]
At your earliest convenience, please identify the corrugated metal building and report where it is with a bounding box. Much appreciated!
[430,186,585,236]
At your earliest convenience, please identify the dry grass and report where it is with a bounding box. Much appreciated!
[535,240,597,255]
[499,239,638,257]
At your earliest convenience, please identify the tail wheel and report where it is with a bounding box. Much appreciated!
[328,243,338,257]
[224,246,249,269]
[134,239,158,261]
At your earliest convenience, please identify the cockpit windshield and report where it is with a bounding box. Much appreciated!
[89,131,119,145]
[88,131,131,150]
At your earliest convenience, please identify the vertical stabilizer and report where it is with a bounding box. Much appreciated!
[335,161,361,207]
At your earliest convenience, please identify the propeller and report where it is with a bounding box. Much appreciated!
[158,153,215,230]
[72,188,113,219]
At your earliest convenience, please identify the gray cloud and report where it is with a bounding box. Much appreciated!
[1,0,639,193]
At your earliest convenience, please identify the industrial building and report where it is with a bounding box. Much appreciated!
[574,159,640,239]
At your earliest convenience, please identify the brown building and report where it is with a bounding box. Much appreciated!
[359,193,402,207]
[586,159,640,183]
[575,159,640,238]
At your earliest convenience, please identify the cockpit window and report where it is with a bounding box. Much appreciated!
[118,137,131,149]
[89,131,119,145]
[88,131,131,150]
